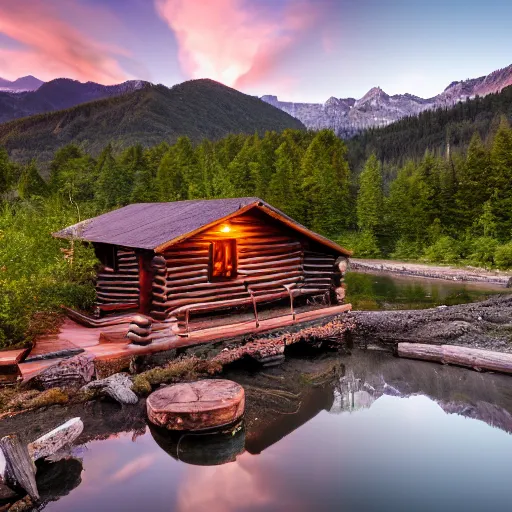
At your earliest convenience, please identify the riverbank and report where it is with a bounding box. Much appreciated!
[351,258,512,286]
[347,294,512,353]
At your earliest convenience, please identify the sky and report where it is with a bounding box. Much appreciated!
[0,0,511,102]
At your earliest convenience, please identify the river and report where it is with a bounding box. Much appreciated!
[2,273,511,511]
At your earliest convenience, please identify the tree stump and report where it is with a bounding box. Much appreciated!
[0,435,39,502]
[146,379,245,431]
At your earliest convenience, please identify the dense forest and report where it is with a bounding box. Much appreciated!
[347,84,512,173]
[1,112,512,347]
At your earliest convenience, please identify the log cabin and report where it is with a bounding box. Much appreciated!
[54,198,351,337]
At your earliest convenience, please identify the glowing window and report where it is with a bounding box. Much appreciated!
[211,240,237,280]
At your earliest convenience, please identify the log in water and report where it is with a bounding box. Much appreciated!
[397,342,512,374]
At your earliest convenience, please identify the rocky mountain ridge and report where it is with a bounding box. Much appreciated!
[0,75,44,92]
[0,78,149,123]
[262,63,512,137]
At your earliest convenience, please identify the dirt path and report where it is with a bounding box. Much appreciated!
[351,258,512,286]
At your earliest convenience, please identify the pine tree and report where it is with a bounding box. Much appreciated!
[18,160,49,199]
[95,145,132,209]
[156,147,188,201]
[356,154,383,232]
[300,130,351,236]
[490,118,512,238]
[0,147,13,196]
[227,134,260,197]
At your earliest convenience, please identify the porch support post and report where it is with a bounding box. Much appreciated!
[138,251,155,315]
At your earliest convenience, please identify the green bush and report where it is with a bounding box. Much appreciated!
[0,198,98,347]
[352,230,381,258]
[423,236,460,263]
[467,236,499,267]
[494,242,512,269]
[390,237,423,260]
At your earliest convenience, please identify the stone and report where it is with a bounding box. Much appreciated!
[128,323,152,336]
[82,373,138,405]
[147,379,245,431]
[506,277,512,289]
[131,315,152,327]
[27,418,83,462]
[32,354,95,390]
[126,332,152,345]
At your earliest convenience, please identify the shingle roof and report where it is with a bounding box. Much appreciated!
[53,198,351,256]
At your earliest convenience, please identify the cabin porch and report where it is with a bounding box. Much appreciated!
[16,302,352,383]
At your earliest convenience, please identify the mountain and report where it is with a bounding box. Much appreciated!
[262,63,512,137]
[346,83,512,172]
[0,78,305,163]
[0,78,148,123]
[0,75,44,92]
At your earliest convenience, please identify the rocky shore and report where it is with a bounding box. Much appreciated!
[347,294,512,353]
[351,258,512,287]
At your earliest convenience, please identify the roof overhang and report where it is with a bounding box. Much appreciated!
[154,201,352,257]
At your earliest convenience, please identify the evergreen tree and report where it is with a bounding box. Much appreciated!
[356,154,383,232]
[227,134,260,197]
[18,160,48,199]
[490,118,512,238]
[300,130,351,236]
[156,147,188,201]
[0,147,13,196]
[95,145,132,209]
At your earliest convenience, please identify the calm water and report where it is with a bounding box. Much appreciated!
[346,271,507,310]
[11,350,512,512]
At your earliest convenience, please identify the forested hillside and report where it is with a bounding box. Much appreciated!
[1,98,512,347]
[0,79,304,166]
[347,84,512,173]
[0,129,348,346]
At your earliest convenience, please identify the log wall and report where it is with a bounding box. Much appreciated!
[150,211,339,320]
[95,247,140,308]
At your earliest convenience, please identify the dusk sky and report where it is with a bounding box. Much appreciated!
[0,0,511,102]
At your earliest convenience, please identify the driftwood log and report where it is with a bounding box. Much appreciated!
[147,380,245,431]
[32,354,95,390]
[82,373,138,405]
[27,418,84,462]
[398,343,512,374]
[0,435,39,502]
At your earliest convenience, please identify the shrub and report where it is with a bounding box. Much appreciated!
[390,237,423,260]
[0,198,98,347]
[423,236,460,263]
[467,236,499,267]
[494,242,512,270]
[353,230,381,258]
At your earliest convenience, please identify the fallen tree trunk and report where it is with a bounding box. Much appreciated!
[397,343,512,374]
[0,435,39,501]
[27,418,84,462]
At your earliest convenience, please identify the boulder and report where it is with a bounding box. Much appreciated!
[32,354,95,390]
[131,315,152,327]
[82,373,138,405]
[506,277,512,289]
[147,379,245,431]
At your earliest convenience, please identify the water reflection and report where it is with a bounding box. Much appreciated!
[1,352,512,511]
[346,271,506,310]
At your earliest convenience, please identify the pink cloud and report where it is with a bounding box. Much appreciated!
[155,0,325,92]
[0,0,129,84]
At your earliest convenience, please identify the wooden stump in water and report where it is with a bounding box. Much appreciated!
[146,379,245,431]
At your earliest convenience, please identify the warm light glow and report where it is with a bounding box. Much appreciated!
[220,224,231,233]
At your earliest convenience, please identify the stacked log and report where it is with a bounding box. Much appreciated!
[150,212,339,320]
[126,315,152,345]
[96,247,139,308]
[302,250,335,304]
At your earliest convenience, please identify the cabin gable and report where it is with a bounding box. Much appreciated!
[149,208,342,321]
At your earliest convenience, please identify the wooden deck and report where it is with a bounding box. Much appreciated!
[15,304,352,382]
